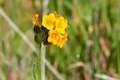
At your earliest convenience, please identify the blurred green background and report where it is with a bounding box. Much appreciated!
[0,0,120,80]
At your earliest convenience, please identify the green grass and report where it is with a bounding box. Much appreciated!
[0,0,120,80]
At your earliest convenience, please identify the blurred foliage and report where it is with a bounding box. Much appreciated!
[0,0,120,80]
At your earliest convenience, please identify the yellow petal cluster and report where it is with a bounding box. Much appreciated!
[42,12,68,48]
[55,16,68,34]
[42,12,68,34]
[42,13,56,30]
[32,13,40,27]
[48,30,67,48]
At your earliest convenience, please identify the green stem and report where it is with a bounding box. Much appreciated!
[41,43,46,80]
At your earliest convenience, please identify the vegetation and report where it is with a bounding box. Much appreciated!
[0,0,120,80]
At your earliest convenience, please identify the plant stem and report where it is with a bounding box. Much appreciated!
[41,43,46,80]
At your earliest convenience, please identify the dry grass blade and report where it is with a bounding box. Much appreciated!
[94,73,120,80]
[0,7,37,53]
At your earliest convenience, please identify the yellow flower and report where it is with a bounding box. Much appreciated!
[55,16,68,34]
[42,13,56,30]
[41,12,68,48]
[48,30,67,48]
[32,13,40,27]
